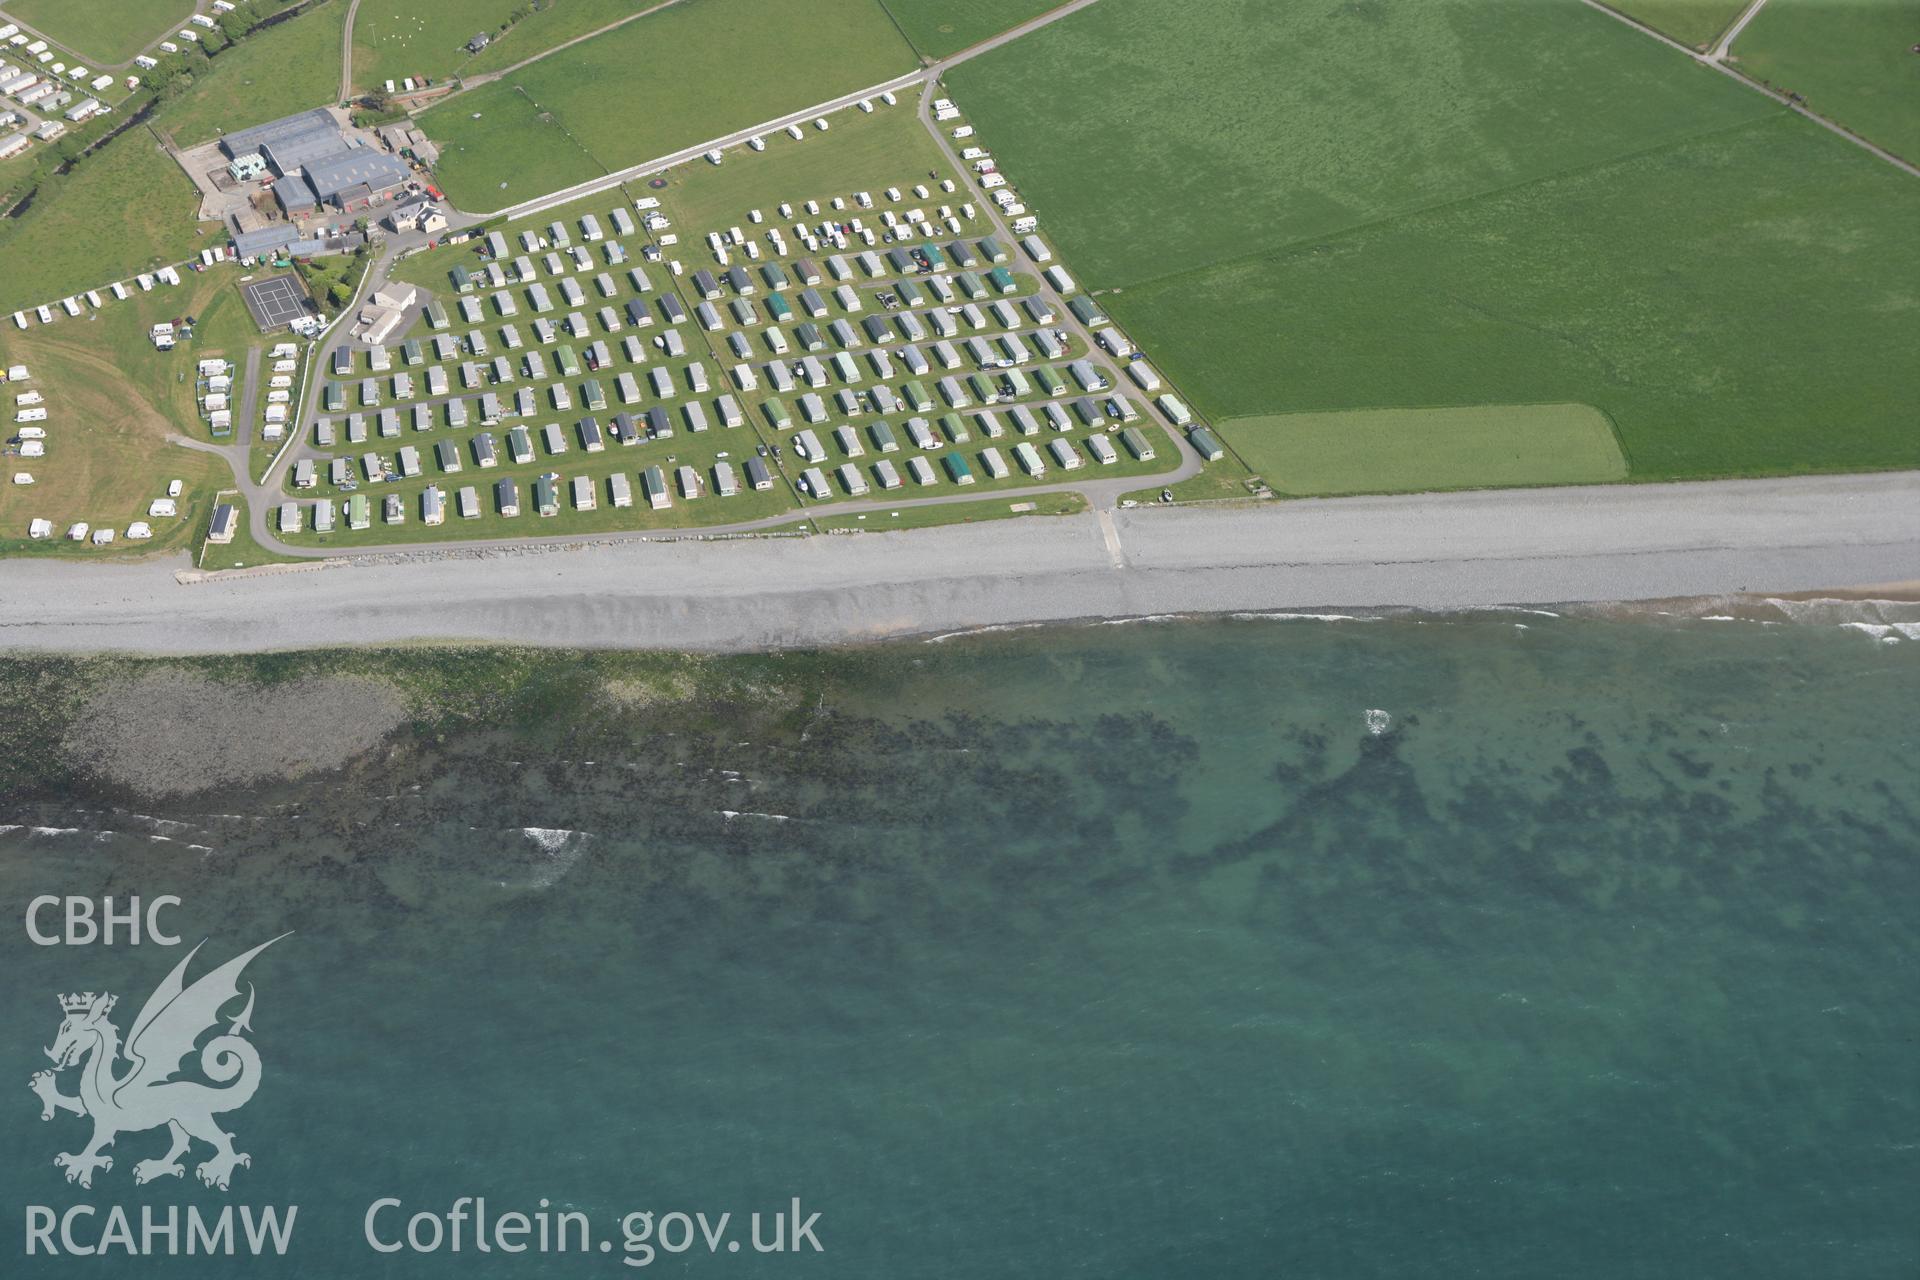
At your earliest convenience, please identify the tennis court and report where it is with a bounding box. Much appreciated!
[241,274,309,330]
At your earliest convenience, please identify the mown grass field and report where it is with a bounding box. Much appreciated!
[157,0,351,146]
[947,0,1920,484]
[813,490,1087,531]
[1731,0,1920,162]
[0,129,213,315]
[1607,0,1749,45]
[876,0,1061,59]
[421,0,918,211]
[0,273,244,557]
[2,0,197,64]
[1230,405,1627,497]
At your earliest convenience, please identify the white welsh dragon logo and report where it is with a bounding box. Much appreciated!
[28,935,287,1191]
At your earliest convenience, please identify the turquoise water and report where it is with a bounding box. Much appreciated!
[1,613,1915,1276]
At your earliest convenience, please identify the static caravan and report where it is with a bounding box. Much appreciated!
[533,473,560,517]
[906,455,937,486]
[836,463,868,496]
[608,471,633,508]
[496,478,521,516]
[979,447,1010,480]
[942,451,975,485]
[744,456,773,491]
[1187,425,1225,460]
[1158,394,1194,427]
[643,465,671,510]
[1119,427,1155,461]
[1013,441,1046,476]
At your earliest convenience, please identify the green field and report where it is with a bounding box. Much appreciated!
[421,0,918,211]
[947,0,1920,484]
[459,0,665,79]
[349,0,526,92]
[2,0,197,64]
[156,0,351,146]
[0,129,213,315]
[1114,111,1920,480]
[1731,0,1920,161]
[0,272,246,557]
[652,100,958,234]
[1230,404,1628,497]
[1606,0,1750,45]
[424,85,609,206]
[350,0,656,94]
[947,0,1775,290]
[877,0,1062,59]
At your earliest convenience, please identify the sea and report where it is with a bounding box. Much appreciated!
[0,607,1914,1278]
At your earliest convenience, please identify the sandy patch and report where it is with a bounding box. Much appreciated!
[63,671,406,796]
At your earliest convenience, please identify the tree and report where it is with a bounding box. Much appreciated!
[328,280,353,308]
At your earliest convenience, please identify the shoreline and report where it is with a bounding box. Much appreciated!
[2,471,1916,655]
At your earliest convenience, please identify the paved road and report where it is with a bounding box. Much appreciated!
[1577,0,1920,179]
[2,470,1915,654]
[1709,0,1770,62]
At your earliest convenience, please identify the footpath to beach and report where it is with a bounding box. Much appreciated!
[2,471,1917,653]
